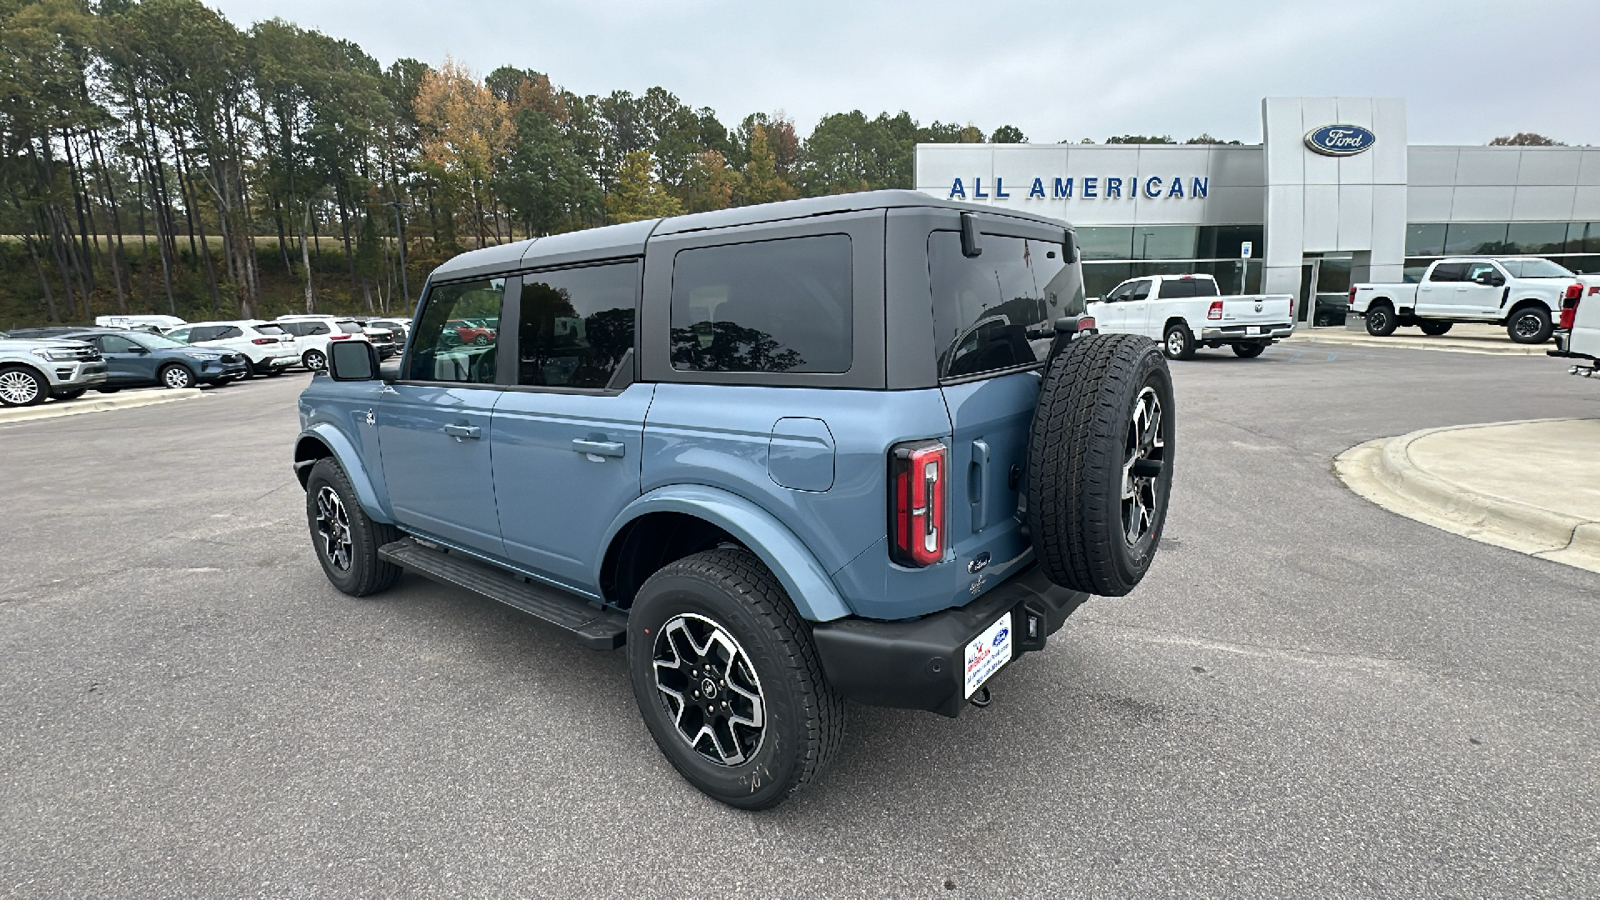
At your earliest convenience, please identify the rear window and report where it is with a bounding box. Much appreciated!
[254,324,288,336]
[337,321,364,334]
[929,231,1085,379]
[670,235,852,374]
[1191,278,1219,297]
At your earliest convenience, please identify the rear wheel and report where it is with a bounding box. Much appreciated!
[0,366,47,407]
[1231,342,1267,358]
[1026,334,1175,596]
[1419,321,1453,336]
[1365,304,1398,336]
[1507,306,1552,344]
[628,548,843,810]
[302,348,327,371]
[1162,322,1196,360]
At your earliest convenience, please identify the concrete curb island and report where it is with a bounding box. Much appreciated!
[0,388,202,426]
[1285,326,1549,356]
[1336,418,1600,575]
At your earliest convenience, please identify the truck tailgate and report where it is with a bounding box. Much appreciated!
[1217,295,1294,326]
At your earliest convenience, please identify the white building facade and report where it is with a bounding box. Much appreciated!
[914,98,1600,326]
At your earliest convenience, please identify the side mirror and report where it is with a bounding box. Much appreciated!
[328,339,379,381]
[129,345,150,354]
[960,212,984,258]
[1063,229,1079,264]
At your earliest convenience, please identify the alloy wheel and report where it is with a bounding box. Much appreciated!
[651,613,766,767]
[1514,313,1542,339]
[1121,386,1167,546]
[314,486,354,571]
[1166,331,1184,358]
[0,370,41,405]
[163,367,192,389]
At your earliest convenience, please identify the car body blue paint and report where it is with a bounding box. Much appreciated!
[767,416,835,492]
[296,419,394,524]
[599,484,852,622]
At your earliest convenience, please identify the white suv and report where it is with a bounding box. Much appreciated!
[275,315,371,371]
[164,320,300,377]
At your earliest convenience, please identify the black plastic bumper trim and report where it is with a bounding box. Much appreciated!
[812,564,1088,718]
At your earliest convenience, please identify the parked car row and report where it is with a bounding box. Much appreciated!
[0,313,414,406]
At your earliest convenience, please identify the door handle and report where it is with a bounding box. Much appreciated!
[442,424,481,440]
[969,439,990,533]
[572,438,625,459]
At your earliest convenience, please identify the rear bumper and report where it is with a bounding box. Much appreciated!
[812,564,1088,718]
[1202,323,1295,341]
[1548,333,1595,361]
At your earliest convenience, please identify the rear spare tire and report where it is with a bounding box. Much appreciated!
[1025,334,1174,596]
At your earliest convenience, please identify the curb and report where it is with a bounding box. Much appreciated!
[1335,418,1600,575]
[1284,332,1547,356]
[0,388,202,425]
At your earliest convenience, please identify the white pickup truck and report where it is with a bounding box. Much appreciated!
[1348,257,1598,344]
[1550,282,1600,377]
[1088,274,1296,360]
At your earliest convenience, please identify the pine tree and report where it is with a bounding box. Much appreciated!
[605,151,684,223]
[739,124,795,205]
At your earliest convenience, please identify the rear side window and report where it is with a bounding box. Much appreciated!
[1430,263,1467,283]
[670,235,852,374]
[254,324,289,336]
[930,232,1083,379]
[1191,278,1220,297]
[518,262,638,389]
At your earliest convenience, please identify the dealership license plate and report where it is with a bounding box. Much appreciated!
[964,611,1014,698]
[1248,326,1264,335]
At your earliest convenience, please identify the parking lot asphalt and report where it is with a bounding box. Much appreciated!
[3,344,1599,898]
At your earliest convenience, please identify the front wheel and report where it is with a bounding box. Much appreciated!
[159,364,195,390]
[304,458,401,596]
[1231,342,1267,358]
[1419,321,1453,336]
[0,366,48,407]
[1507,307,1552,344]
[1162,322,1196,360]
[628,548,843,810]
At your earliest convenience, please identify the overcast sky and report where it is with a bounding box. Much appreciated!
[210,0,1600,146]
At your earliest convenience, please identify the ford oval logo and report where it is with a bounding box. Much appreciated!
[1305,124,1376,157]
[967,551,991,574]
[993,627,1009,647]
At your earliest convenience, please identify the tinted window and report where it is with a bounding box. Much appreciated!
[1465,263,1501,283]
[337,321,363,335]
[406,278,505,384]
[517,262,638,388]
[1128,280,1152,301]
[931,232,1079,379]
[1429,263,1467,283]
[670,235,852,374]
[254,324,289,336]
[99,334,142,353]
[1160,279,1194,299]
[1191,278,1219,297]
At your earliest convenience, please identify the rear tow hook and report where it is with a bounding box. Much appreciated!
[969,686,993,708]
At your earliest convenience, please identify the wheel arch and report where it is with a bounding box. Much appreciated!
[293,426,393,523]
[1162,316,1189,334]
[599,485,852,622]
[1505,296,1552,320]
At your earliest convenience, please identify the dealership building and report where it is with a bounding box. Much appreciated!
[915,97,1600,327]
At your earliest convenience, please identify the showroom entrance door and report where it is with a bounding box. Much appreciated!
[1298,255,1354,327]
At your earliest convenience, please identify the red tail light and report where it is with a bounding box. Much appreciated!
[328,333,353,340]
[1207,300,1223,320]
[1348,287,1357,308]
[1566,283,1584,301]
[889,440,946,567]
[1560,294,1581,331]
[1077,316,1096,331]
[251,337,276,345]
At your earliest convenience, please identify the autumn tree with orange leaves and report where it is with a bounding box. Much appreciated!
[413,59,515,249]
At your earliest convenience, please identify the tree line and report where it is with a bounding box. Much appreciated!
[1,0,1052,327]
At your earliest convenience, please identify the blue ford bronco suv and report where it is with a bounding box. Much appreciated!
[294,191,1174,809]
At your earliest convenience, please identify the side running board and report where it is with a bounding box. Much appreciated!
[378,537,627,650]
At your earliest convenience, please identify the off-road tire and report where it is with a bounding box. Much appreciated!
[304,458,402,597]
[1507,306,1552,344]
[628,548,843,811]
[1231,342,1267,358]
[1365,304,1398,336]
[1161,322,1196,360]
[1419,321,1453,336]
[0,365,48,407]
[1025,334,1175,596]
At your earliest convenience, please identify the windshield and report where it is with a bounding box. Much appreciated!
[137,333,188,349]
[1499,258,1574,278]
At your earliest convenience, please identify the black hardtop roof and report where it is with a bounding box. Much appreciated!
[428,190,1073,281]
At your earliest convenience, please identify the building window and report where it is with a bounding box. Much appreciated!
[1405,223,1446,257]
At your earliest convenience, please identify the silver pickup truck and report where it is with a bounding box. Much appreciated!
[0,335,108,407]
